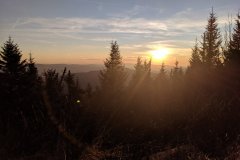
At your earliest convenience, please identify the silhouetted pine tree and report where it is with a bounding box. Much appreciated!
[189,39,202,69]
[0,38,28,155]
[89,42,128,145]
[65,70,83,107]
[0,37,28,132]
[159,63,167,78]
[43,68,85,159]
[0,37,46,157]
[170,61,184,103]
[129,57,145,87]
[230,13,240,50]
[143,58,152,83]
[200,9,222,68]
[99,41,126,95]
[26,54,38,79]
[44,68,66,121]
[25,54,43,116]
[154,63,169,114]
[155,63,168,89]
[225,13,240,66]
[186,38,203,86]
[171,61,183,80]
[185,12,240,156]
[128,57,152,109]
[25,54,43,102]
[129,57,152,89]
[0,37,27,75]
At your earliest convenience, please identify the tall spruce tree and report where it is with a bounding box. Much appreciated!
[200,9,222,68]
[0,37,27,75]
[225,13,240,66]
[95,42,127,140]
[0,37,47,156]
[0,37,28,121]
[99,41,126,94]
[230,13,240,50]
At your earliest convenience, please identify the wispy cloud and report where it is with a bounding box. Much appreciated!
[12,17,168,34]
[8,14,207,49]
[1,6,235,66]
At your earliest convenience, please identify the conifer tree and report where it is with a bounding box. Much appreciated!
[171,61,180,79]
[143,58,152,82]
[27,54,38,78]
[154,62,168,92]
[156,63,167,81]
[134,57,145,79]
[44,69,65,107]
[99,41,126,94]
[159,62,166,76]
[129,57,145,87]
[200,9,222,68]
[225,13,240,66]
[0,37,28,119]
[129,57,152,89]
[230,13,240,50]
[189,39,202,69]
[96,42,127,138]
[0,38,47,156]
[170,61,184,87]
[25,53,42,92]
[0,37,27,75]
[64,70,83,107]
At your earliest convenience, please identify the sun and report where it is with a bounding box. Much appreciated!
[151,48,169,60]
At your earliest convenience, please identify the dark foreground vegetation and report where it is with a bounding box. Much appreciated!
[0,11,240,159]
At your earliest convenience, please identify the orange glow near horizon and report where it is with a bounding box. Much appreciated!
[20,46,190,67]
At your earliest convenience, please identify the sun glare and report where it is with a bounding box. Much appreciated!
[151,48,169,60]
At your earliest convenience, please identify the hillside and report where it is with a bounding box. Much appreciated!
[36,64,104,74]
[36,64,178,88]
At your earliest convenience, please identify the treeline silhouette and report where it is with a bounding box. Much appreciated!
[0,10,240,159]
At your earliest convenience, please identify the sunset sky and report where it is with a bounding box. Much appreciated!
[0,0,238,66]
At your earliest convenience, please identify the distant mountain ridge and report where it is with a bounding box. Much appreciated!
[36,64,104,74]
[36,64,178,74]
[36,64,184,88]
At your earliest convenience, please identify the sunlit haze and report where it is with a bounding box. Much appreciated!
[0,0,238,66]
[151,48,169,63]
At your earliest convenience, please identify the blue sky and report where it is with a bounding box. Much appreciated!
[0,0,239,66]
